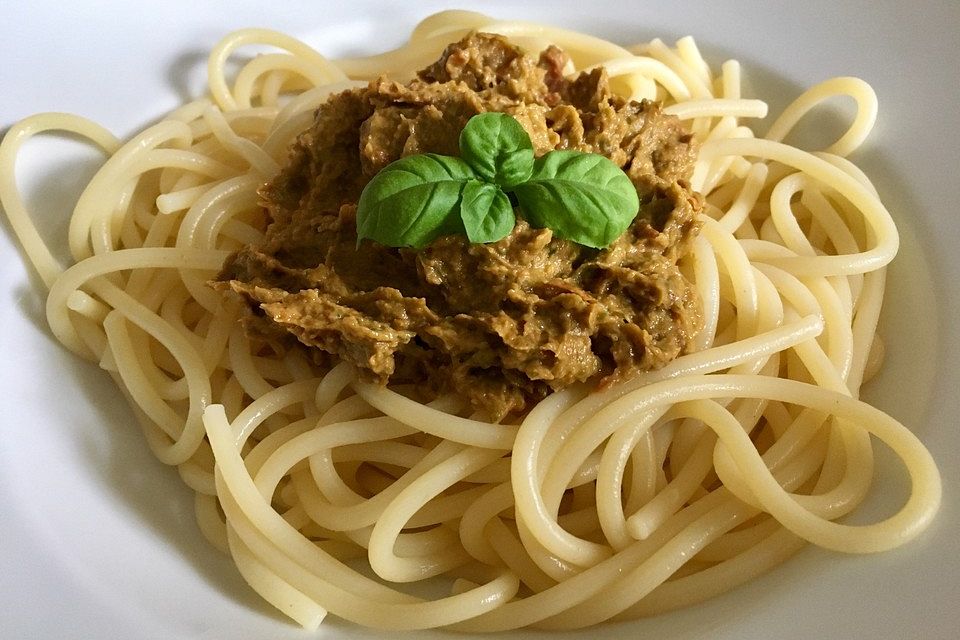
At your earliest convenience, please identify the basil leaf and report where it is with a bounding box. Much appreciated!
[459,112,535,189]
[512,150,640,248]
[356,154,475,248]
[356,114,639,250]
[460,181,515,244]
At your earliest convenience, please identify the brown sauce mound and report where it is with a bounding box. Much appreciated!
[216,33,703,420]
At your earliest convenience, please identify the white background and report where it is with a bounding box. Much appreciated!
[1,1,958,639]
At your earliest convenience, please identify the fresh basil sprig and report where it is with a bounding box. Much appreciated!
[356,112,639,249]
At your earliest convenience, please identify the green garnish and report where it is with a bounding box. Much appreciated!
[356,112,639,249]
[512,151,641,249]
[356,154,475,249]
[458,111,534,189]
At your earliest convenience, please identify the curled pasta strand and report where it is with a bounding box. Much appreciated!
[765,76,878,157]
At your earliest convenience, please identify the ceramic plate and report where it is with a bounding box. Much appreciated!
[1,1,957,638]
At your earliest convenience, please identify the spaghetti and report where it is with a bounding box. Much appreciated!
[0,10,941,632]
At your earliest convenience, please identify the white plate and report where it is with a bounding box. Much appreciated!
[1,1,958,638]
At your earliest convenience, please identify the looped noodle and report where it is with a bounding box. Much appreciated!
[765,76,878,157]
